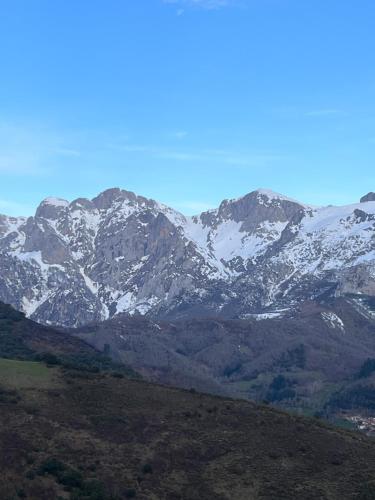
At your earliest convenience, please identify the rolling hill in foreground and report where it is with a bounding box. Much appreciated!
[2,302,375,499]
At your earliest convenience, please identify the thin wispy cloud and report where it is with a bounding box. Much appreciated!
[157,150,282,167]
[108,141,283,168]
[157,151,205,161]
[0,153,46,176]
[171,130,188,139]
[271,107,347,119]
[163,0,236,13]
[53,147,81,157]
[305,109,346,117]
[107,144,149,153]
[0,121,81,175]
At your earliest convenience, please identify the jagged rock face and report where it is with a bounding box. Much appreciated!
[360,192,375,203]
[0,187,374,327]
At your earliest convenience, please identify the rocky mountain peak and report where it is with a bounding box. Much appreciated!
[0,187,374,327]
[35,197,70,219]
[92,187,143,210]
[254,188,303,203]
[360,192,375,203]
[214,189,304,231]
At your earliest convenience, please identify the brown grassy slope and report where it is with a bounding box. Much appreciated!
[1,363,375,500]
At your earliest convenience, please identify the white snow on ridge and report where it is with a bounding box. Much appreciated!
[300,202,375,233]
[182,216,289,273]
[255,188,307,206]
[275,202,375,273]
[0,216,26,238]
[246,312,284,320]
[1,188,375,323]
[115,291,160,315]
[350,297,375,320]
[79,268,98,295]
[22,295,48,316]
[116,291,137,314]
[208,219,288,262]
[16,251,65,273]
[166,195,375,280]
[228,188,314,208]
[156,202,186,227]
[41,197,69,208]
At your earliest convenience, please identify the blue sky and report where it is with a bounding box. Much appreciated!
[0,0,374,216]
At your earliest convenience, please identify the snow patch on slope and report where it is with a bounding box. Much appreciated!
[321,311,345,331]
[275,202,375,274]
[41,197,69,208]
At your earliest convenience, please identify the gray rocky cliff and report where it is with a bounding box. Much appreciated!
[0,187,374,327]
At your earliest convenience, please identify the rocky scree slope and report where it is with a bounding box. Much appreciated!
[0,187,375,327]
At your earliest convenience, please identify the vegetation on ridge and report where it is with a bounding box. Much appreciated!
[1,302,375,498]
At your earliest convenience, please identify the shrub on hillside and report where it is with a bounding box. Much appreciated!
[328,385,375,410]
[266,375,296,402]
[37,458,65,476]
[358,358,375,379]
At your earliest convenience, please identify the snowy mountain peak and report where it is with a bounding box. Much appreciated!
[36,197,70,219]
[91,187,153,210]
[211,189,305,229]
[0,187,374,327]
[254,188,305,205]
[227,188,303,205]
[360,192,375,203]
[41,197,70,207]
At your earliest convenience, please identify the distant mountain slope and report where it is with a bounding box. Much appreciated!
[72,297,375,416]
[0,187,375,326]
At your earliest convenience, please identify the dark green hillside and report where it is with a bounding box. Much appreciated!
[0,302,136,376]
[0,301,96,360]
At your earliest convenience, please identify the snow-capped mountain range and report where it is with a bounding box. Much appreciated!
[1,187,374,327]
